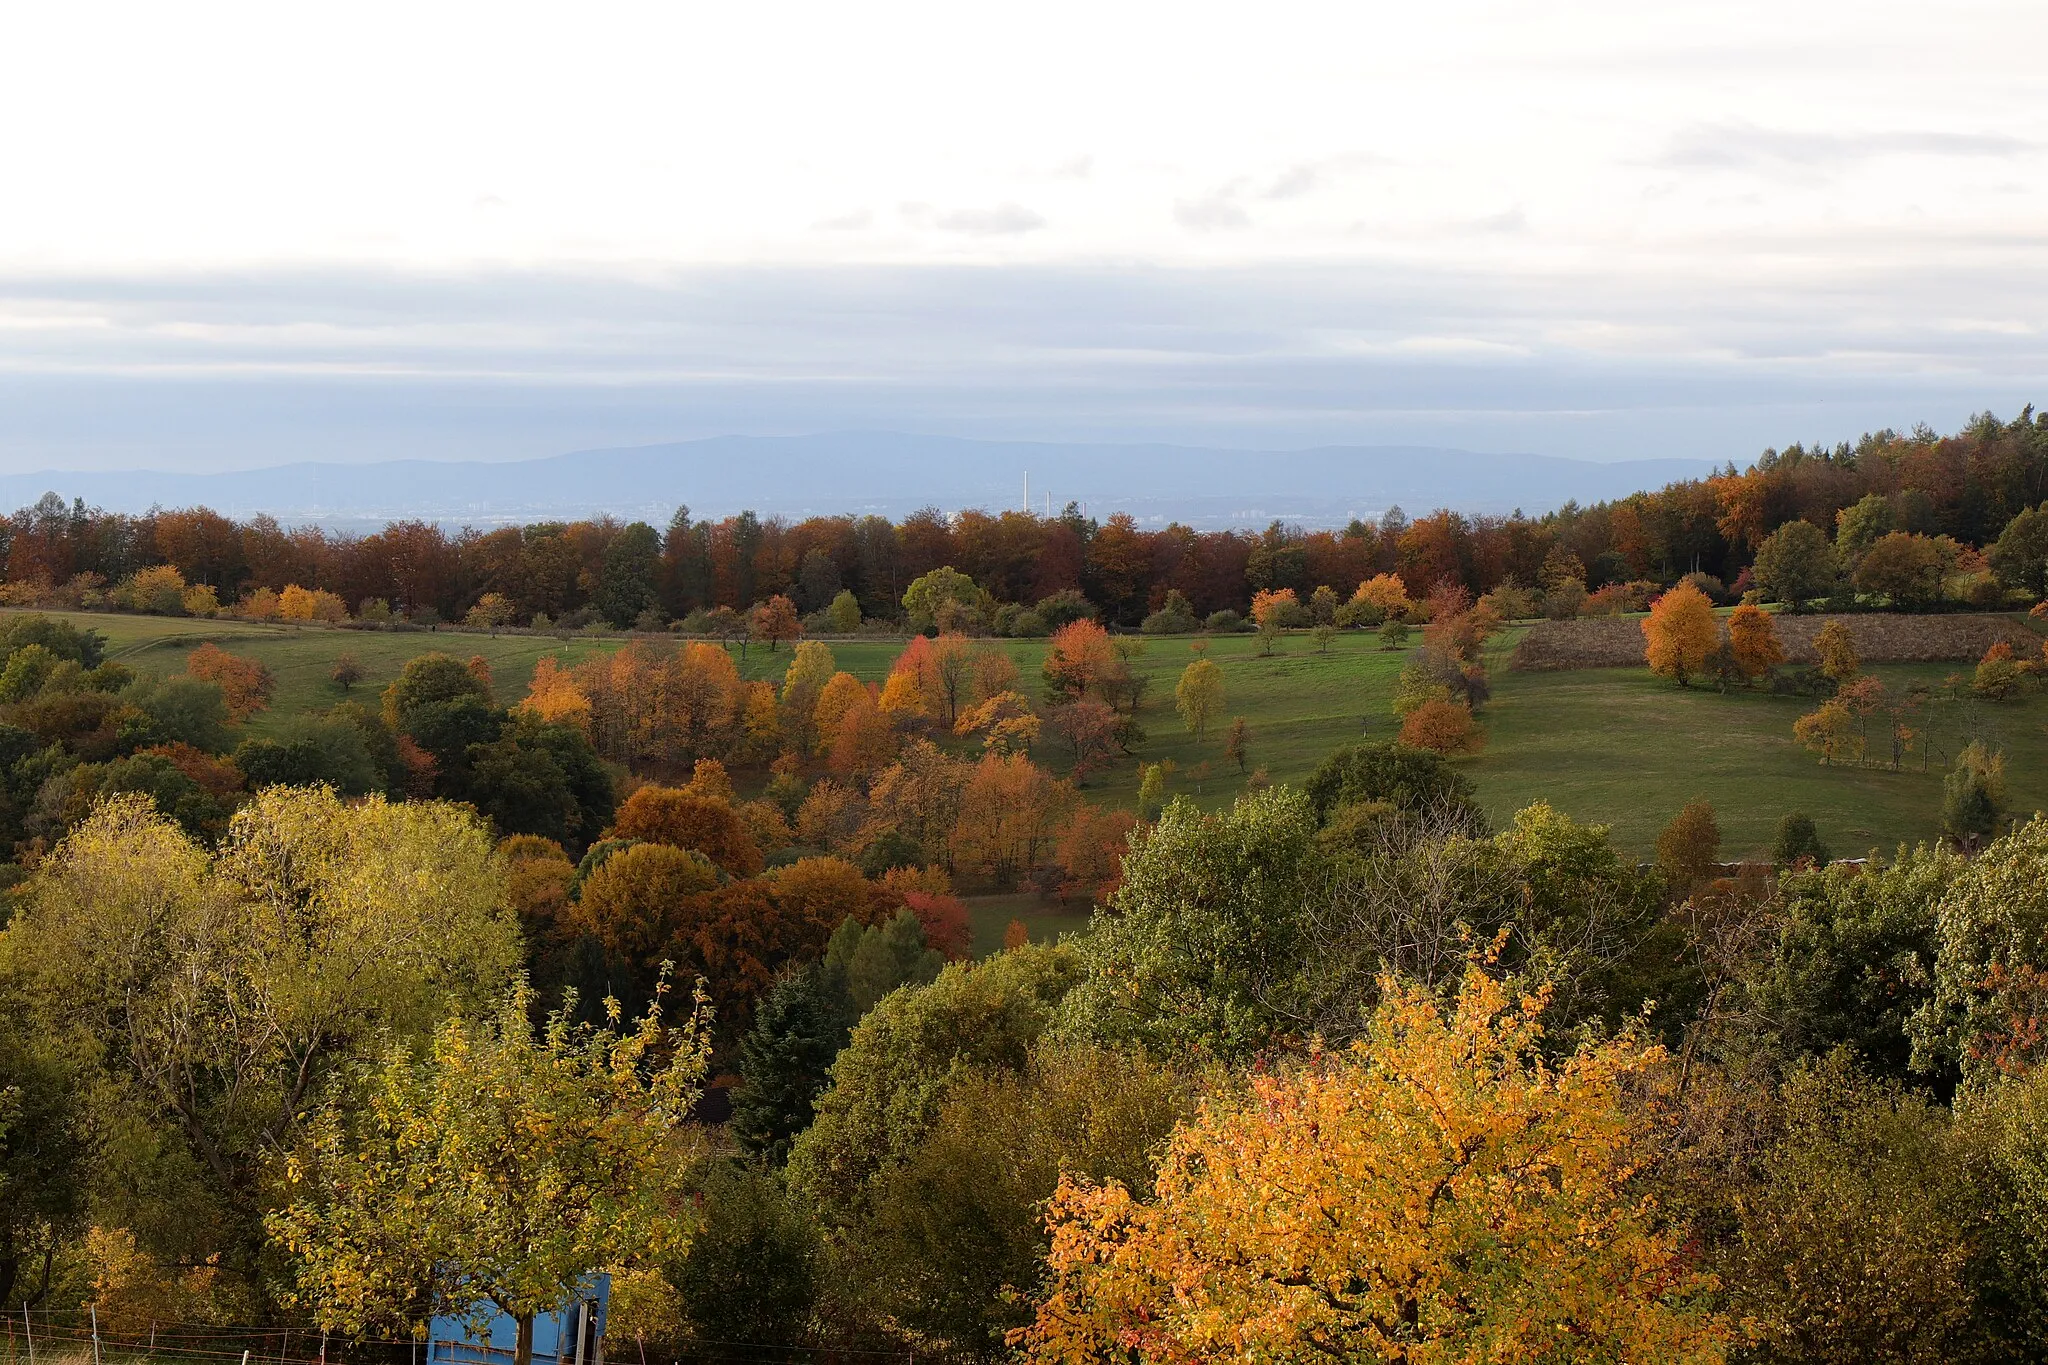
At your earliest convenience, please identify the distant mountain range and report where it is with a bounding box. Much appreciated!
[0,432,1720,530]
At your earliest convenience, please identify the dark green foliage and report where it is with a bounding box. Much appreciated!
[0,615,104,670]
[119,676,230,753]
[402,694,503,792]
[1772,812,1832,868]
[1747,848,1954,1086]
[0,986,86,1308]
[384,652,489,728]
[465,715,614,855]
[1990,502,2048,597]
[857,828,923,879]
[234,713,383,797]
[822,909,943,1017]
[732,968,850,1165]
[1303,741,1483,827]
[1033,589,1095,628]
[1140,589,1201,635]
[1943,758,2001,847]
[667,1161,818,1346]
[36,753,235,844]
[595,522,662,628]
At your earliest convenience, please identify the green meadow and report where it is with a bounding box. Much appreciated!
[24,608,2048,861]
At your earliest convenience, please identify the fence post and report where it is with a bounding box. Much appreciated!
[21,1304,31,1365]
[90,1305,101,1365]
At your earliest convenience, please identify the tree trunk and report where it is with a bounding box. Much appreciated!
[513,1315,535,1365]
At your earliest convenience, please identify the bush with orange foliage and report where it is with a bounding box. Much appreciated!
[517,656,594,732]
[898,889,972,959]
[954,751,1076,889]
[1725,602,1786,683]
[184,643,275,722]
[564,639,745,768]
[1020,966,1726,1365]
[1350,572,1411,620]
[1041,619,1117,702]
[1641,581,1718,686]
[609,782,765,877]
[813,671,872,752]
[278,583,349,622]
[1398,698,1484,754]
[1054,803,1140,903]
[828,696,899,780]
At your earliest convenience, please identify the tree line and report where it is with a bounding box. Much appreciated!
[6,407,2048,632]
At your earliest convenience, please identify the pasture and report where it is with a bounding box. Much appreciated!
[21,607,2048,861]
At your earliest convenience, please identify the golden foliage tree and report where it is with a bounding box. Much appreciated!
[1814,619,1860,682]
[1641,581,1718,686]
[610,784,764,877]
[1021,966,1727,1365]
[271,980,709,1365]
[1173,658,1225,741]
[1724,602,1784,683]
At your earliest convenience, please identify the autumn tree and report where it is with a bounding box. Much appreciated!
[611,783,765,877]
[1724,602,1784,683]
[329,653,364,693]
[1642,581,1717,686]
[1793,698,1862,766]
[185,642,276,721]
[1250,587,1297,656]
[1021,965,1727,1365]
[1398,697,1483,754]
[1041,619,1117,703]
[1656,798,1721,892]
[750,594,802,651]
[1173,658,1224,741]
[271,980,709,1365]
[1224,716,1249,774]
[1814,619,1859,682]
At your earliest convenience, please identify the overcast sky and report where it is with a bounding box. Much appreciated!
[2,0,2044,472]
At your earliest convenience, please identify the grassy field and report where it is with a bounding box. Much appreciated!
[21,608,2048,861]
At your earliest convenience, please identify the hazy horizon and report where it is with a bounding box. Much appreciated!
[3,1,2044,475]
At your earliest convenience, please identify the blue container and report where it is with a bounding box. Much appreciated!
[426,1276,611,1365]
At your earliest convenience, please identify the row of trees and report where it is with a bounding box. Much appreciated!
[8,408,2048,632]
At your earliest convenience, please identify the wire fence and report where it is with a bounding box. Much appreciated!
[1,1314,932,1365]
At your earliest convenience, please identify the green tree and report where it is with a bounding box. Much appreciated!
[1173,658,1225,741]
[0,985,85,1308]
[901,567,991,633]
[1718,1054,1984,1363]
[666,1160,818,1346]
[825,588,863,633]
[1770,811,1832,869]
[786,944,1085,1233]
[1057,787,1323,1058]
[596,522,663,628]
[732,968,850,1165]
[1939,741,2004,851]
[1854,531,1946,609]
[271,979,709,1365]
[7,788,522,1287]
[382,651,490,731]
[1303,740,1483,827]
[1747,847,1955,1084]
[1990,502,2048,597]
[850,1041,1194,1353]
[1752,519,1837,609]
[1911,815,2048,1080]
[235,711,384,796]
[845,908,944,1015]
[1832,492,1893,569]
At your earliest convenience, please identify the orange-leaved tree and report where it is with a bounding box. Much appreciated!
[185,643,276,722]
[1724,602,1784,683]
[1398,697,1484,754]
[749,594,802,651]
[1041,619,1117,703]
[1019,964,1728,1365]
[1641,581,1718,687]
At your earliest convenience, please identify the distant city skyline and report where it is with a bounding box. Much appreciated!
[2,0,2043,473]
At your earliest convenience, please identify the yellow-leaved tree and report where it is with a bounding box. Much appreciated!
[1019,964,1729,1365]
[271,979,711,1365]
[1642,581,1718,687]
